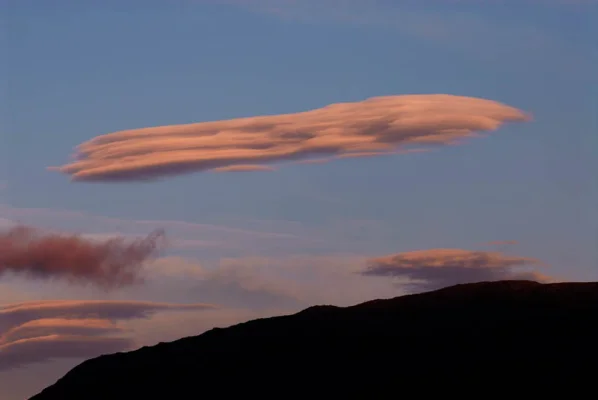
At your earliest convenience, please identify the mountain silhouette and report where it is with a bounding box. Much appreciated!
[30,280,598,399]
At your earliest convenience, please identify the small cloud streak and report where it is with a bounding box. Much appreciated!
[51,94,530,182]
[0,318,122,344]
[0,203,302,251]
[0,299,217,370]
[0,225,165,289]
[0,299,216,333]
[362,248,551,291]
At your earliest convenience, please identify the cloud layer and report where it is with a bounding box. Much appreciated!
[362,248,551,291]
[0,299,216,370]
[0,226,165,289]
[146,256,303,309]
[0,247,554,370]
[0,203,399,259]
[51,94,529,182]
[143,254,401,308]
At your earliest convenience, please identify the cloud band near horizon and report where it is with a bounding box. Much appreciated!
[50,94,530,182]
[362,248,551,291]
[0,299,217,370]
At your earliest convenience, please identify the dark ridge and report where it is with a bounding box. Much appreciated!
[30,280,598,398]
[294,304,339,314]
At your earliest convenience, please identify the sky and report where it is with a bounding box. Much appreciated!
[1,0,597,398]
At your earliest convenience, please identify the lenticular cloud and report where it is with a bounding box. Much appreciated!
[51,94,530,182]
[362,248,550,291]
[0,299,216,370]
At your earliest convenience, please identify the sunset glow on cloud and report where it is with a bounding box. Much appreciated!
[0,226,165,289]
[4,0,595,398]
[0,299,217,370]
[51,94,530,182]
[362,248,552,290]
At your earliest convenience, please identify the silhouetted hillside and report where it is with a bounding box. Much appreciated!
[30,280,598,399]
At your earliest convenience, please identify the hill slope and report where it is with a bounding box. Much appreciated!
[30,280,598,398]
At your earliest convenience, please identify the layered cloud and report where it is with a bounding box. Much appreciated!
[0,299,216,370]
[0,247,556,371]
[0,299,216,333]
[362,248,551,291]
[138,254,408,310]
[51,94,529,182]
[0,225,165,289]
[1,318,122,343]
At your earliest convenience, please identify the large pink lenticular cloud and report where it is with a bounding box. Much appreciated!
[50,94,531,182]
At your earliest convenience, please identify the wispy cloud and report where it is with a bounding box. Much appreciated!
[241,0,596,78]
[144,254,399,308]
[50,94,529,182]
[0,204,399,258]
[146,256,303,309]
[0,204,295,241]
[0,225,164,289]
[362,248,552,291]
[0,299,216,334]
[0,204,304,258]
[142,250,555,310]
[1,318,123,344]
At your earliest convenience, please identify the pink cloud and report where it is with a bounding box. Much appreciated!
[0,299,217,370]
[0,318,122,344]
[0,299,216,333]
[362,248,552,291]
[50,94,529,182]
[0,225,165,289]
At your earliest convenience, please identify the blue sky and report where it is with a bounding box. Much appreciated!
[0,1,597,398]
[4,0,596,277]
